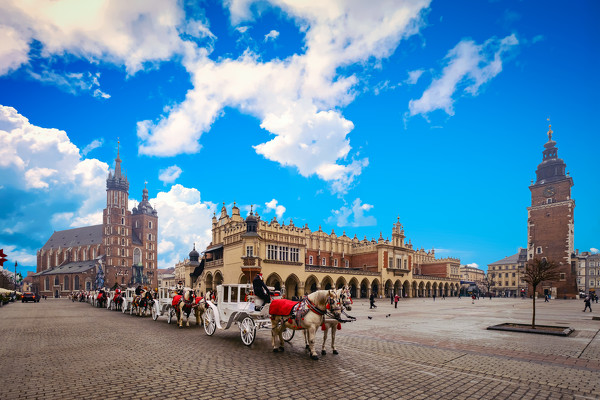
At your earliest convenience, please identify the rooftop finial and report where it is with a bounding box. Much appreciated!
[547,118,553,141]
[250,204,254,214]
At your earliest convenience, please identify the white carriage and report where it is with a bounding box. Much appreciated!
[151,286,177,322]
[203,284,294,346]
[121,287,136,314]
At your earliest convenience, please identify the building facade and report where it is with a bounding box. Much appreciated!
[487,248,527,297]
[459,265,486,294]
[527,125,577,298]
[34,147,158,297]
[197,203,461,299]
[575,251,600,297]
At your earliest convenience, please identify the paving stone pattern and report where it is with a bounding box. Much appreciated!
[1,297,599,399]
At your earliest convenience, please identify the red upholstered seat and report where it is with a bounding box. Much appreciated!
[194,297,203,305]
[269,299,298,316]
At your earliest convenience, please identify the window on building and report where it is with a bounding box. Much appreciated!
[309,255,313,265]
[290,248,299,263]
[121,248,125,256]
[268,245,277,260]
[74,275,80,290]
[505,281,509,286]
[54,276,59,286]
[279,246,289,261]
[537,247,542,254]
[64,276,69,290]
[560,273,566,281]
[389,259,393,268]
[246,246,253,257]
[322,257,326,266]
[404,259,408,269]
[121,217,124,225]
[512,272,516,277]
[148,233,152,241]
[45,277,49,291]
[345,260,349,268]
[148,221,152,229]
[122,208,125,215]
[547,198,552,204]
[334,259,338,267]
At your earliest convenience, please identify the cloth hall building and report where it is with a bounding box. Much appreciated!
[33,148,158,297]
[194,203,461,300]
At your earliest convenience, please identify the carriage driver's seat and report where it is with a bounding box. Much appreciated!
[254,297,265,311]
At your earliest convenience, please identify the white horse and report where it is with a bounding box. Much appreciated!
[173,289,199,328]
[270,289,342,360]
[307,287,355,355]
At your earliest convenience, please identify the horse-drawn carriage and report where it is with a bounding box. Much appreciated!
[151,286,174,321]
[121,288,136,314]
[202,284,294,346]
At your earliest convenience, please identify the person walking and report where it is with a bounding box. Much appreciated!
[583,296,592,312]
[390,291,394,304]
[544,294,549,302]
[432,293,436,301]
[369,292,377,309]
[394,294,399,308]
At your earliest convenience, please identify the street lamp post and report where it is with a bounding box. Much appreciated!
[14,261,17,291]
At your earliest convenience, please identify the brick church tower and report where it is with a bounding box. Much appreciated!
[103,143,158,288]
[527,124,577,298]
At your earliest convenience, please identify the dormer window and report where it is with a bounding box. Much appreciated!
[547,198,552,204]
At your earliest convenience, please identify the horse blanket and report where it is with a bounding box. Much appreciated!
[269,299,298,316]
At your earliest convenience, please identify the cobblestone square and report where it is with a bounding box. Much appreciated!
[1,297,599,399]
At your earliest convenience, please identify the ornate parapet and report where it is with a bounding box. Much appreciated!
[305,265,379,276]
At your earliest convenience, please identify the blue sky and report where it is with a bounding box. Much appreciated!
[0,0,598,278]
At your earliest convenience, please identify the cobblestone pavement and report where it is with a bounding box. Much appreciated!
[1,297,599,399]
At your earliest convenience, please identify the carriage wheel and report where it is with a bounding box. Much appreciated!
[240,317,256,346]
[167,307,173,324]
[152,305,158,321]
[203,308,216,336]
[282,327,295,342]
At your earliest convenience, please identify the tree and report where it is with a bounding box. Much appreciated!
[484,272,496,296]
[522,258,561,329]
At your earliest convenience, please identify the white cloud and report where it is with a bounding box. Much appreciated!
[591,248,599,254]
[0,0,207,75]
[408,34,518,117]
[0,104,109,251]
[264,199,286,220]
[327,198,376,227]
[264,29,280,42]
[137,0,431,193]
[150,184,215,268]
[405,69,424,84]
[158,165,183,185]
[466,263,479,268]
[27,68,111,99]
[82,139,103,156]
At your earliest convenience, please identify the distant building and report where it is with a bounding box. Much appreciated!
[488,248,527,297]
[157,267,176,288]
[173,245,204,288]
[574,251,600,297]
[196,204,461,299]
[33,146,158,297]
[460,265,486,293]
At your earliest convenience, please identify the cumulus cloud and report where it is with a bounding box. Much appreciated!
[0,0,208,75]
[591,248,599,254]
[466,263,479,268]
[264,29,279,42]
[0,105,109,258]
[137,0,431,193]
[82,139,103,156]
[150,184,215,268]
[264,199,286,220]
[158,165,183,185]
[409,34,518,117]
[327,198,376,227]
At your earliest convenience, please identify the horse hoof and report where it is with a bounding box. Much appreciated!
[278,347,285,352]
[333,350,339,355]
[178,325,182,329]
[311,355,319,360]
[321,350,326,355]
[273,348,279,353]
[305,345,310,350]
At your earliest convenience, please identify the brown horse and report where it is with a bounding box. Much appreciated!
[270,289,342,360]
[172,289,197,328]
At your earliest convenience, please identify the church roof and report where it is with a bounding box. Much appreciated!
[35,258,101,275]
[41,225,103,250]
